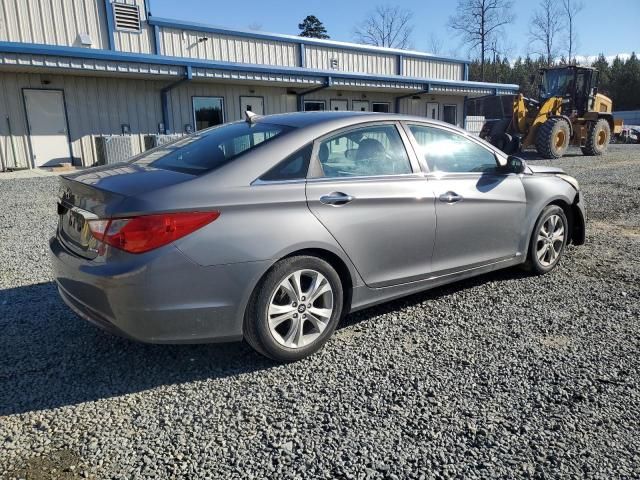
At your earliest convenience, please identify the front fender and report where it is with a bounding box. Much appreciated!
[520,175,581,253]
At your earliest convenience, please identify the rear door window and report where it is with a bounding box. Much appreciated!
[134,122,293,175]
[316,124,413,178]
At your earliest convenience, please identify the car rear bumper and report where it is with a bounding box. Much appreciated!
[50,236,270,343]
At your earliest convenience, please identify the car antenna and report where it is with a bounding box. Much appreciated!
[245,110,260,124]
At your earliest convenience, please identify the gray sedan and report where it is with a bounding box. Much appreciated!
[51,112,585,361]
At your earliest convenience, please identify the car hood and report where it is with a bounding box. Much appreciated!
[527,165,566,175]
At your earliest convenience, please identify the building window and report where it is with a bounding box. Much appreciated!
[372,102,390,113]
[193,97,225,131]
[304,100,325,111]
[442,104,457,125]
[113,2,142,32]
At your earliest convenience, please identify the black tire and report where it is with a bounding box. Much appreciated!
[244,255,344,362]
[535,118,571,159]
[581,119,610,156]
[524,205,569,275]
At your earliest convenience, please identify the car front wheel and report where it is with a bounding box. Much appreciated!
[526,205,569,274]
[244,256,344,362]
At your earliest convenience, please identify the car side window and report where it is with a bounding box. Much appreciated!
[408,125,499,173]
[259,145,312,181]
[317,124,412,178]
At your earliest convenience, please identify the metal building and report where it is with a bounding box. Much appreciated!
[0,0,518,169]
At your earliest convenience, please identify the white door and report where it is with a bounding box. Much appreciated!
[23,89,70,167]
[330,99,348,111]
[426,102,439,120]
[352,100,370,112]
[239,96,264,116]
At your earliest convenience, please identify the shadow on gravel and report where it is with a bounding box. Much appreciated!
[339,266,531,330]
[1,267,531,416]
[0,282,275,416]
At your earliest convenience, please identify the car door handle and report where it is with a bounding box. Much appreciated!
[439,191,463,203]
[320,192,355,206]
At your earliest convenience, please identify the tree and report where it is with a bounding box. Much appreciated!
[353,5,414,49]
[448,0,515,81]
[529,0,563,66]
[427,33,443,55]
[561,0,583,64]
[298,15,329,39]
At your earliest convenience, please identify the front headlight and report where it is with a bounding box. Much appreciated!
[556,174,579,191]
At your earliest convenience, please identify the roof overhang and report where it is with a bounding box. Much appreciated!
[0,42,519,95]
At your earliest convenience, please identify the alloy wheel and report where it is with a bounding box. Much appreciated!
[536,214,565,267]
[267,269,334,349]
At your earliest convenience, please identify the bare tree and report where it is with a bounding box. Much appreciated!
[562,0,583,64]
[427,33,444,55]
[529,0,563,66]
[353,5,414,49]
[448,0,515,81]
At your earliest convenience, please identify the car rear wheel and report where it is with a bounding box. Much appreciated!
[244,256,344,362]
[525,205,569,274]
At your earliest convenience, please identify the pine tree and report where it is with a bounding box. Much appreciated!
[298,15,329,39]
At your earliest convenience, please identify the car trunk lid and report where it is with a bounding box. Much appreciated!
[57,163,194,259]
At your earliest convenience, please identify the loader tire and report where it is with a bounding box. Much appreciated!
[581,119,610,156]
[536,118,571,159]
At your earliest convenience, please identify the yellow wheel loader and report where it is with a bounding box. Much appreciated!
[471,66,623,159]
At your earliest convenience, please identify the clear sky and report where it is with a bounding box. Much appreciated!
[151,0,639,61]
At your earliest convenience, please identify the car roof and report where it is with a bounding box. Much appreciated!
[256,110,464,133]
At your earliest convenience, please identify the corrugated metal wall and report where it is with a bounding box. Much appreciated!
[0,71,163,168]
[166,82,297,129]
[159,27,299,67]
[112,0,153,54]
[303,45,396,76]
[0,0,109,49]
[403,57,464,81]
[0,67,470,169]
[399,95,465,128]
[301,90,396,110]
[0,72,300,168]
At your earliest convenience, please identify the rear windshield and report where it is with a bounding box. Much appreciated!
[134,122,294,175]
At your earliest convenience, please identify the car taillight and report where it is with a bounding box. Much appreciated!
[88,211,220,254]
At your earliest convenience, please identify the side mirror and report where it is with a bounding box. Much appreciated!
[506,155,527,174]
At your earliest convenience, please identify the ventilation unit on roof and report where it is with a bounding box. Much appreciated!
[113,2,141,32]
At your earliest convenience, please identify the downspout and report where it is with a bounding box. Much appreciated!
[161,66,192,134]
[296,76,332,111]
[394,84,430,114]
[462,95,468,130]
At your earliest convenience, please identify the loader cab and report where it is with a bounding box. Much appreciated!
[539,66,598,116]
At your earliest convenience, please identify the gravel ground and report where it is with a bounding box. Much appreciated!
[1,145,639,479]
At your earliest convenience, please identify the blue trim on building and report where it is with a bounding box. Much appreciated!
[397,55,404,76]
[103,0,116,51]
[0,41,519,92]
[144,0,153,18]
[147,16,471,66]
[299,43,306,68]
